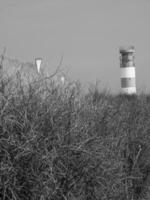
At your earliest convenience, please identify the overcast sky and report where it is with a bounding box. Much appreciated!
[0,0,150,93]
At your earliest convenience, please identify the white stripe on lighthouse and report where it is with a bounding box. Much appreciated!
[121,87,136,94]
[120,67,136,78]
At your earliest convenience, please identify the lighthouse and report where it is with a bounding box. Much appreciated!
[119,46,136,95]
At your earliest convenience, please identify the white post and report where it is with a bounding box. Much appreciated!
[35,58,42,74]
[61,76,65,84]
[119,46,136,95]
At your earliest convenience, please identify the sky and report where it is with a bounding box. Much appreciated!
[0,0,150,93]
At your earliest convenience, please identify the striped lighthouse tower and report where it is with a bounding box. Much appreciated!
[119,46,136,95]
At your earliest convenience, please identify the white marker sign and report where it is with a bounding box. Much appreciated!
[35,58,42,73]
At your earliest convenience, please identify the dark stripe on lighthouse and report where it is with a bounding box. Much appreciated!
[121,77,136,88]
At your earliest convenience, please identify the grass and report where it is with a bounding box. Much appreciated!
[0,72,150,200]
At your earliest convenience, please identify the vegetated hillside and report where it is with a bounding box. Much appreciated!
[2,57,44,84]
[0,73,150,200]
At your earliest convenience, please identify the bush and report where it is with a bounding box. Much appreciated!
[0,73,150,200]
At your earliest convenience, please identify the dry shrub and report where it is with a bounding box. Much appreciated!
[0,74,150,200]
